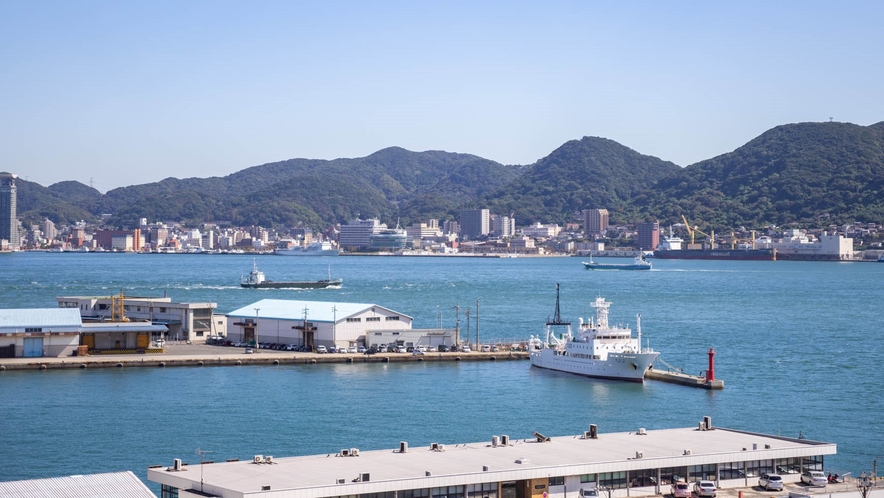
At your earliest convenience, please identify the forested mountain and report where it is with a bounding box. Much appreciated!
[635,121,884,228]
[483,137,681,225]
[16,121,884,232]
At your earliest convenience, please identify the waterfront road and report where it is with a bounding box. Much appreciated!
[0,344,529,371]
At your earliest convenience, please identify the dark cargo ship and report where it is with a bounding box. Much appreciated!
[653,248,776,260]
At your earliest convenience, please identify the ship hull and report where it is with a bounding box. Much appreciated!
[274,249,340,256]
[529,349,658,382]
[653,249,776,260]
[241,279,342,289]
[583,263,650,270]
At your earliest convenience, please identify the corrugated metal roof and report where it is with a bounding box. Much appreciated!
[0,308,81,328]
[227,299,411,323]
[79,322,168,333]
[0,470,157,498]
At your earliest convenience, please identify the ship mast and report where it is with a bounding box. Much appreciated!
[546,283,571,344]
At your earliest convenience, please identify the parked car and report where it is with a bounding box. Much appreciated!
[316,345,327,354]
[438,344,450,352]
[759,473,784,491]
[692,480,716,498]
[357,346,366,353]
[491,345,500,352]
[413,349,425,356]
[579,488,599,498]
[348,347,357,353]
[396,345,408,353]
[801,471,827,487]
[461,346,472,353]
[427,346,436,352]
[672,482,691,498]
[244,348,254,354]
[365,347,377,355]
[481,344,491,352]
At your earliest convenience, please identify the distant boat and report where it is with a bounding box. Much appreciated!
[274,241,340,256]
[240,260,342,289]
[583,254,651,271]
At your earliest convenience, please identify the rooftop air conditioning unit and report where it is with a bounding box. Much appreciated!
[361,473,370,482]
[683,449,692,456]
[254,455,264,464]
[430,443,439,451]
[492,435,500,447]
[635,451,644,459]
[436,444,445,451]
[752,443,758,450]
[483,465,490,471]
[265,455,273,464]
[399,441,408,453]
[337,479,346,484]
[340,449,350,457]
[350,448,359,456]
[590,424,598,439]
[764,444,771,449]
[583,430,593,439]
[699,422,705,430]
[501,435,510,446]
[173,458,182,471]
[703,416,712,430]
[637,428,647,435]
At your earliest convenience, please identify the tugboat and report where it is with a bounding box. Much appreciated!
[529,284,659,382]
[240,260,342,289]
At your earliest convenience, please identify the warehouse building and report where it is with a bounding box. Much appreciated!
[148,420,836,498]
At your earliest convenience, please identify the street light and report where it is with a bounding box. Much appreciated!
[857,471,873,498]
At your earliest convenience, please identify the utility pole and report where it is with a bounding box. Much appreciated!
[476,298,481,350]
[466,308,471,349]
[454,305,460,347]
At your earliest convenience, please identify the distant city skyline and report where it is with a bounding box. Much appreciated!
[2,1,882,192]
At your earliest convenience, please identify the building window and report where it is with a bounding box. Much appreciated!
[468,482,498,498]
[136,307,142,312]
[160,484,178,498]
[745,460,773,478]
[580,474,597,484]
[689,464,717,481]
[98,304,109,310]
[25,327,43,333]
[159,307,167,313]
[629,469,657,487]
[775,458,801,475]
[433,486,464,498]
[660,467,687,485]
[366,317,381,322]
[346,318,362,322]
[598,472,627,489]
[718,462,746,480]
[193,308,213,317]
[386,316,400,321]
[402,489,431,498]
[549,476,565,486]
[802,455,823,472]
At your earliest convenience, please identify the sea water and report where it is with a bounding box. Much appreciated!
[0,252,882,487]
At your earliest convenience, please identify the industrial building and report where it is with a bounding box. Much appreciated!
[57,295,219,343]
[0,308,82,358]
[148,420,835,498]
[0,471,157,498]
[226,299,455,351]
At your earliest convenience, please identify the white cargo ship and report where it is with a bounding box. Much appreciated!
[274,241,340,256]
[529,285,658,382]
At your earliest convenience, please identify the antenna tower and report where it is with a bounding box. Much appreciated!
[547,283,571,326]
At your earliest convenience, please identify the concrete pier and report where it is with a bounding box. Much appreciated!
[645,367,724,389]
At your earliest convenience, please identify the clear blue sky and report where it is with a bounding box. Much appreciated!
[2,1,882,192]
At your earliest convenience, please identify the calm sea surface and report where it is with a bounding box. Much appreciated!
[1,252,882,488]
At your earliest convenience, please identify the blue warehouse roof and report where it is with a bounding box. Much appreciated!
[0,308,82,329]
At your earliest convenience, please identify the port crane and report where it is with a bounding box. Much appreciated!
[681,215,715,247]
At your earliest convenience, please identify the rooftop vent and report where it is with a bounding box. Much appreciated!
[703,416,712,430]
[683,449,692,456]
[492,435,500,447]
[501,435,510,446]
[590,424,598,439]
[637,428,647,435]
[399,441,408,453]
[515,457,530,464]
[173,459,182,471]
[533,431,551,442]
[426,471,432,477]
[483,465,490,471]
[764,444,771,449]
[635,451,644,459]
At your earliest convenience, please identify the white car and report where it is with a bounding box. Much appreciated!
[461,346,471,353]
[801,471,827,487]
[481,344,491,352]
[692,481,716,498]
[315,345,327,354]
[348,347,357,353]
[759,473,783,491]
[579,488,598,498]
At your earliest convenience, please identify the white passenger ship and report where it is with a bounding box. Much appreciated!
[529,284,659,382]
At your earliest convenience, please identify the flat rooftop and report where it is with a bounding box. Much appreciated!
[149,426,835,497]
